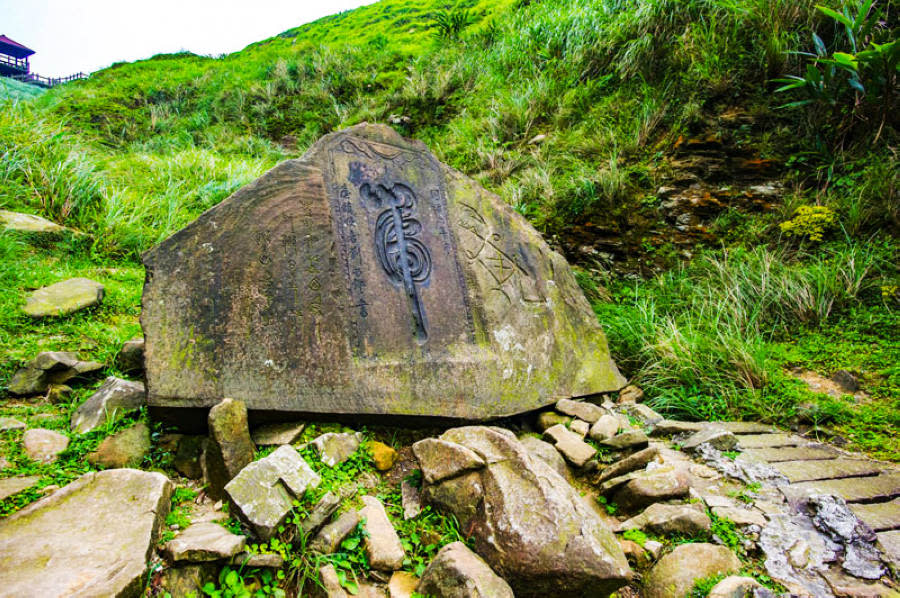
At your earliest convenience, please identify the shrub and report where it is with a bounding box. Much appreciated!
[780,205,838,241]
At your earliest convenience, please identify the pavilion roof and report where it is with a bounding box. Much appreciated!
[0,35,35,58]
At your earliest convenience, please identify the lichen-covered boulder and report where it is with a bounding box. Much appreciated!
[416,426,631,597]
[0,469,172,598]
[24,278,104,317]
[203,398,255,500]
[417,541,514,598]
[71,377,145,434]
[643,543,741,598]
[142,123,624,422]
[9,351,103,396]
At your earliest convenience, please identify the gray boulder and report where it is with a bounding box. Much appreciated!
[418,426,631,597]
[643,543,741,598]
[203,398,255,500]
[0,469,172,597]
[24,277,104,317]
[116,339,145,374]
[312,432,361,467]
[590,414,620,441]
[682,427,738,452]
[609,467,690,511]
[413,437,486,484]
[9,351,103,396]
[163,521,246,563]
[619,502,711,536]
[597,446,659,483]
[519,435,570,480]
[417,541,514,598]
[543,423,596,467]
[225,444,319,540]
[555,398,605,423]
[0,210,66,234]
[71,377,145,434]
[708,576,765,598]
[599,429,649,450]
[87,423,150,469]
[309,510,361,554]
[22,428,69,463]
[359,496,405,571]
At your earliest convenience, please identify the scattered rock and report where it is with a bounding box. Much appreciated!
[413,438,485,484]
[590,414,620,441]
[225,444,320,540]
[617,385,644,404]
[204,398,256,500]
[164,521,246,562]
[87,423,151,468]
[313,432,362,467]
[543,423,597,467]
[24,278,104,317]
[556,398,605,423]
[0,476,40,501]
[712,506,767,528]
[0,469,172,597]
[643,543,741,598]
[310,510,361,554]
[320,563,350,598]
[156,563,218,597]
[612,467,690,511]
[300,491,342,538]
[650,420,706,436]
[519,435,570,480]
[600,429,649,450]
[619,539,653,568]
[621,403,664,424]
[427,426,631,597]
[570,419,590,437]
[807,494,884,580]
[401,479,423,520]
[643,539,664,560]
[819,568,896,598]
[8,351,103,396]
[0,210,66,234]
[232,552,285,568]
[22,428,69,463]
[620,502,711,536]
[250,422,305,446]
[71,377,145,434]
[388,571,419,598]
[0,417,25,432]
[359,495,405,571]
[708,576,764,598]
[417,541,514,598]
[174,435,207,479]
[370,441,398,471]
[116,338,145,373]
[597,446,659,483]
[46,384,72,404]
[831,370,859,393]
[536,411,572,431]
[682,427,738,452]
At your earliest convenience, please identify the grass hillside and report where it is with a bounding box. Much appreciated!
[1,0,897,458]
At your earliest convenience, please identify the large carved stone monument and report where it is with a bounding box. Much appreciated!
[142,124,624,420]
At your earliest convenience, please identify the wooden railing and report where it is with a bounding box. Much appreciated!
[9,71,88,88]
[0,53,29,71]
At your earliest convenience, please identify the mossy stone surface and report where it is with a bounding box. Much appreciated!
[24,277,104,317]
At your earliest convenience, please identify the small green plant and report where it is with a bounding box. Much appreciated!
[779,205,838,242]
[596,496,617,515]
[201,567,285,598]
[622,528,648,546]
[430,9,471,41]
[689,572,727,597]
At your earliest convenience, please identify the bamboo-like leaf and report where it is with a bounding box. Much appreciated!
[813,33,827,58]
[817,5,852,29]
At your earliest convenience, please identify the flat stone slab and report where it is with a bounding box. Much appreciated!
[0,210,66,234]
[876,530,900,568]
[0,476,40,501]
[0,417,25,432]
[164,521,246,562]
[714,422,777,434]
[141,123,624,421]
[0,469,172,598]
[772,458,891,483]
[740,446,839,463]
[251,422,305,445]
[736,433,806,449]
[24,278,104,317]
[849,499,900,532]
[650,420,776,437]
[22,428,69,463]
[781,472,900,503]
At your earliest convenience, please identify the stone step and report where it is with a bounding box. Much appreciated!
[773,459,891,483]
[714,422,778,434]
[740,446,839,463]
[736,433,806,449]
[849,499,900,532]
[650,420,777,437]
[781,472,900,503]
[877,530,900,568]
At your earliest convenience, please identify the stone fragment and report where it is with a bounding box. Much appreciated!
[7,367,49,396]
[519,435,570,480]
[175,435,207,479]
[401,479,423,520]
[114,338,144,374]
[164,521,246,562]
[621,403,664,424]
[681,427,738,451]
[224,444,320,540]
[0,469,172,597]
[204,398,255,500]
[320,563,350,598]
[570,419,590,437]
[250,422,305,446]
[617,385,644,404]
[369,441,398,471]
[141,124,625,421]
[300,491,342,537]
[643,539,664,560]
[736,433,804,449]
[620,502,711,536]
[24,278,104,317]
[612,468,689,511]
[543,423,596,467]
[310,510,361,554]
[312,432,361,467]
[71,377,145,434]
[0,417,25,432]
[413,438,485,484]
[87,423,151,469]
[22,428,69,463]
[423,427,631,597]
[9,351,103,396]
[556,398,604,423]
[388,571,419,598]
[650,420,705,436]
[600,429,649,450]
[773,458,888,483]
[712,506,767,528]
[0,476,40,501]
[590,414,620,441]
[619,539,653,568]
[417,541,514,598]
[643,543,741,598]
[0,210,66,234]
[156,563,218,597]
[359,495,405,571]
[597,446,659,483]
[707,576,764,598]
[536,411,571,431]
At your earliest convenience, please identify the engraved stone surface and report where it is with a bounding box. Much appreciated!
[142,124,624,420]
